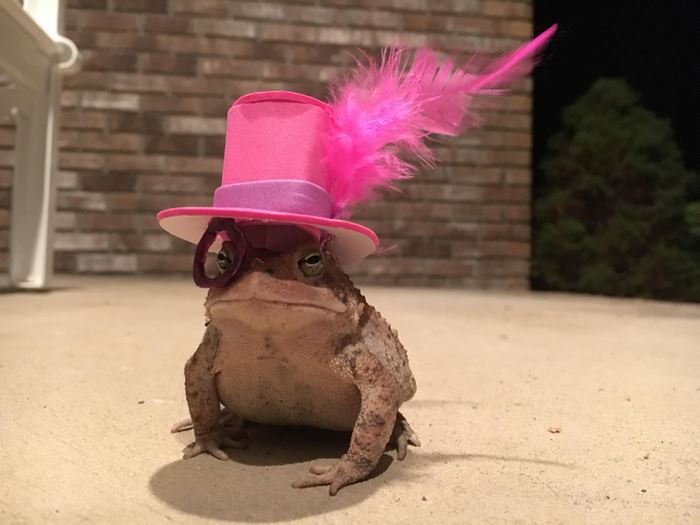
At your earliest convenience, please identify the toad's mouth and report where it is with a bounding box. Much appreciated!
[207,297,346,314]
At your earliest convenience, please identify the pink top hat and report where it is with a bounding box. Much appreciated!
[158,27,556,265]
[157,91,380,265]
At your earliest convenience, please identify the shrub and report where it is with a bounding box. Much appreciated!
[533,78,700,302]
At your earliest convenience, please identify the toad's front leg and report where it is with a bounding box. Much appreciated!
[181,325,245,460]
[293,348,400,495]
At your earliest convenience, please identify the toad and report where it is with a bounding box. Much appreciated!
[171,221,419,495]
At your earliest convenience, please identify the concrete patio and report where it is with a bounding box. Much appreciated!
[1,276,698,524]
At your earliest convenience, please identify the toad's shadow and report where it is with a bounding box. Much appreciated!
[149,423,575,522]
[149,424,402,522]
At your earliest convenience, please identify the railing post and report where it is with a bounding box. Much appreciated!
[1,0,77,289]
[8,72,61,289]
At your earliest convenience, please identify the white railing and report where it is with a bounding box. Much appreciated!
[0,0,79,289]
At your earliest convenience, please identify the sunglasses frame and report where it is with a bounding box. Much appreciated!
[192,217,248,289]
[192,218,337,289]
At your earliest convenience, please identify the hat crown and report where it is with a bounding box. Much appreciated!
[222,91,331,189]
[156,90,380,267]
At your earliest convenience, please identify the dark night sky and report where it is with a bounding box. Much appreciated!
[533,0,700,189]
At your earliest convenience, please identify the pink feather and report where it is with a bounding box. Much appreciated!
[323,24,557,217]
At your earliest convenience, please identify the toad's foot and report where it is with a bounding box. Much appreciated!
[292,454,376,496]
[171,407,245,435]
[387,412,421,460]
[182,430,247,461]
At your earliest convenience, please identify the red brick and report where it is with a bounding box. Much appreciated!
[140,95,201,114]
[200,58,262,79]
[479,240,530,258]
[53,252,76,272]
[141,53,197,75]
[138,175,204,193]
[0,189,11,207]
[0,169,13,187]
[76,254,138,273]
[143,15,192,34]
[109,73,170,93]
[61,110,107,130]
[61,91,80,108]
[192,19,257,38]
[80,91,139,111]
[482,1,532,19]
[170,0,227,16]
[498,149,531,167]
[473,130,531,148]
[152,34,202,54]
[81,172,138,192]
[227,2,284,20]
[164,116,225,135]
[57,191,108,212]
[0,128,15,147]
[430,0,480,14]
[55,232,110,251]
[252,42,334,64]
[57,171,79,190]
[476,204,504,221]
[105,192,139,211]
[167,156,222,175]
[67,0,107,8]
[144,136,199,156]
[56,212,77,230]
[105,154,166,172]
[504,169,531,185]
[478,223,531,241]
[74,212,137,231]
[262,62,338,82]
[110,232,172,252]
[482,186,530,203]
[497,19,534,38]
[113,0,167,13]
[168,76,228,96]
[502,205,531,222]
[258,23,325,44]
[450,16,498,34]
[63,71,110,91]
[202,136,225,158]
[66,10,141,31]
[501,94,533,112]
[81,50,138,72]
[59,152,105,170]
[485,111,532,131]
[108,113,162,133]
[60,131,141,153]
[92,31,156,51]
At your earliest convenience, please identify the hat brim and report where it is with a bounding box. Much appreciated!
[157,207,379,266]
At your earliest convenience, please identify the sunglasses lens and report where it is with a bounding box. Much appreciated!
[193,220,247,288]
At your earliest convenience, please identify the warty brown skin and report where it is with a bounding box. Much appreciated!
[176,241,419,495]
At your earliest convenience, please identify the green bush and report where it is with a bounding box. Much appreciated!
[533,78,700,302]
[687,201,700,237]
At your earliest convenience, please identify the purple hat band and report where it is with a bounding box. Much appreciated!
[213,180,334,218]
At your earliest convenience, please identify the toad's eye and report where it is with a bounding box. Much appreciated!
[217,249,232,273]
[298,251,324,277]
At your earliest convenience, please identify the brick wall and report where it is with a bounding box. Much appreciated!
[0,0,534,288]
